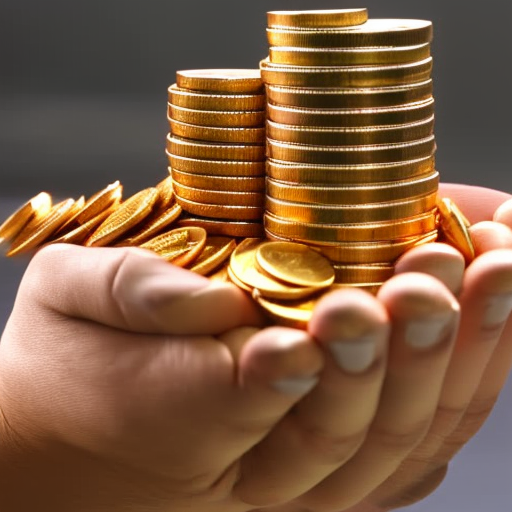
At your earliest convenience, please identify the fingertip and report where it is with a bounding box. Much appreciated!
[493,197,512,227]
[463,248,512,295]
[469,221,512,256]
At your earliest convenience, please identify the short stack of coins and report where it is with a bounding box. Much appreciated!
[166,69,267,238]
[261,9,440,290]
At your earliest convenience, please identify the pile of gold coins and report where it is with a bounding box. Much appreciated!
[165,70,267,238]
[261,8,440,289]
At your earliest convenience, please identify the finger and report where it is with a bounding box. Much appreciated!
[394,242,465,295]
[298,273,460,512]
[234,288,390,506]
[22,244,264,334]
[493,197,512,226]
[469,220,512,256]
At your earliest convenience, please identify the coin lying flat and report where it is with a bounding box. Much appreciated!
[171,168,265,192]
[187,236,237,275]
[176,216,265,238]
[267,9,368,29]
[176,69,264,94]
[256,240,335,287]
[254,294,319,328]
[169,155,265,177]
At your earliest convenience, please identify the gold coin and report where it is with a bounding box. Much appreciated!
[229,238,322,300]
[266,136,436,165]
[74,181,123,225]
[266,116,435,146]
[168,84,266,111]
[260,57,433,88]
[51,195,86,235]
[171,168,265,192]
[266,192,438,224]
[226,264,253,292]
[266,171,439,205]
[119,203,183,246]
[269,42,431,66]
[436,197,475,264]
[266,80,433,109]
[141,226,207,267]
[169,118,266,144]
[266,98,435,127]
[168,155,265,177]
[167,135,266,162]
[267,9,368,29]
[168,103,266,128]
[0,192,52,245]
[155,175,175,211]
[176,69,263,94]
[7,198,77,257]
[332,263,395,284]
[208,263,231,283]
[173,181,264,207]
[176,216,265,238]
[266,155,435,184]
[175,195,264,220]
[266,19,433,48]
[85,187,159,247]
[256,240,335,287]
[187,236,237,275]
[254,294,319,328]
[264,209,438,243]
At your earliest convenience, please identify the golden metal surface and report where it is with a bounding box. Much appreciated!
[85,187,159,247]
[168,84,266,111]
[269,43,431,66]
[267,19,433,48]
[176,216,265,237]
[332,263,395,284]
[188,236,237,275]
[176,69,263,94]
[74,181,123,225]
[155,176,175,211]
[168,155,265,177]
[52,195,86,235]
[267,9,368,29]
[173,181,265,207]
[436,197,475,264]
[260,57,433,88]
[256,240,335,287]
[254,294,318,328]
[171,168,265,192]
[175,195,264,220]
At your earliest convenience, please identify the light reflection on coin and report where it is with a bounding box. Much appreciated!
[175,195,264,220]
[254,294,319,328]
[75,181,123,225]
[267,8,368,29]
[176,216,264,238]
[188,236,237,275]
[176,69,264,94]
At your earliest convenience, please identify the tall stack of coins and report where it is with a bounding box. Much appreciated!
[166,69,267,238]
[261,9,440,289]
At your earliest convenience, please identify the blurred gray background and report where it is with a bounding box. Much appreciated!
[1,1,511,510]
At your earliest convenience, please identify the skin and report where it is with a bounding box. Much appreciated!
[1,183,512,512]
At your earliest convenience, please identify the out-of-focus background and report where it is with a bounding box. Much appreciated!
[1,1,511,510]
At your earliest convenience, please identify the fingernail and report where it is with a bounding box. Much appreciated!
[405,314,454,349]
[483,293,512,327]
[329,335,378,374]
[272,376,319,395]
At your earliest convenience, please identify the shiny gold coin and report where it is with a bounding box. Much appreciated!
[267,136,436,165]
[52,195,86,235]
[168,154,265,177]
[155,175,175,211]
[175,195,264,221]
[256,241,335,288]
[171,168,265,192]
[167,135,266,162]
[260,57,433,88]
[332,263,395,284]
[229,238,322,300]
[266,80,433,109]
[266,19,433,48]
[208,263,231,283]
[168,103,266,128]
[0,192,52,245]
[266,155,435,184]
[267,98,435,127]
[269,43,430,66]
[168,84,266,111]
[436,197,475,264]
[173,181,264,207]
[176,69,263,94]
[267,9,368,29]
[120,203,182,246]
[188,236,237,275]
[266,116,434,146]
[264,209,438,243]
[176,216,264,238]
[141,226,207,267]
[266,171,439,205]
[85,187,159,247]
[7,198,77,257]
[329,282,383,294]
[226,264,253,292]
[266,192,438,224]
[169,118,266,144]
[254,294,319,328]
[74,180,123,225]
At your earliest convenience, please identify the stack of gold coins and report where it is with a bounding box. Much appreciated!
[261,9,440,289]
[166,69,267,238]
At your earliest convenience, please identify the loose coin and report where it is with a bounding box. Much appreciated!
[155,176,175,211]
[74,180,123,225]
[171,168,265,192]
[85,187,159,247]
[176,69,264,94]
[187,236,237,275]
[0,192,52,245]
[266,19,433,48]
[436,196,475,264]
[176,216,264,237]
[254,294,319,328]
[267,9,368,29]
[256,240,335,287]
[175,196,264,220]
[173,181,264,207]
[169,155,265,177]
